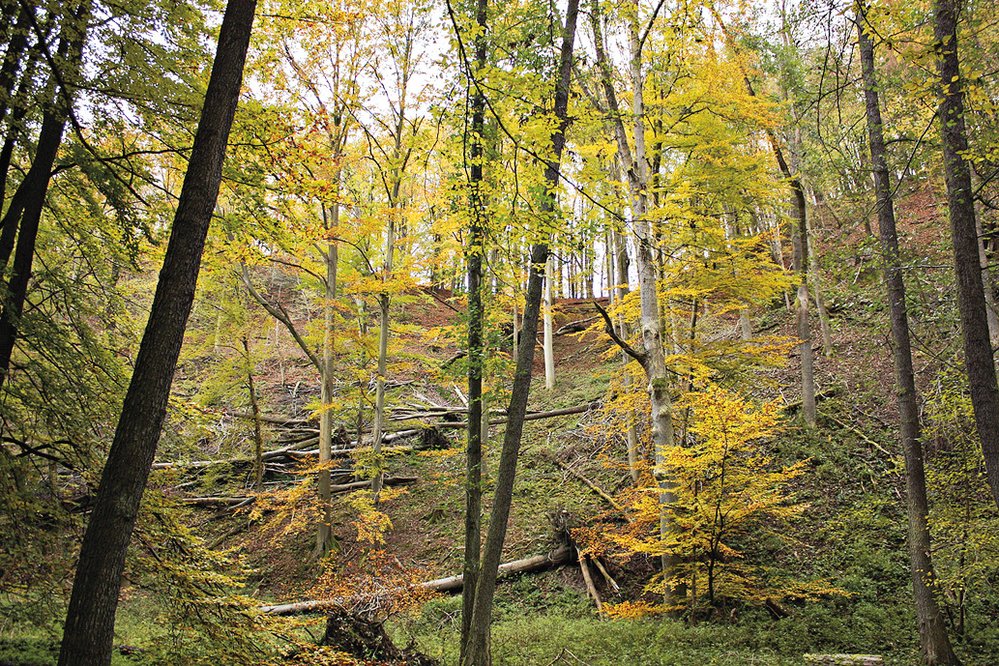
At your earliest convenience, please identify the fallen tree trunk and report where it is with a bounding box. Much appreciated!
[555,316,598,336]
[260,546,571,615]
[178,476,419,508]
[329,476,417,493]
[389,402,600,437]
[155,404,597,469]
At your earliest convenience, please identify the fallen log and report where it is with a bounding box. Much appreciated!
[179,475,419,510]
[156,403,597,470]
[421,545,571,594]
[180,496,254,507]
[261,546,571,615]
[549,457,623,512]
[400,401,600,434]
[151,438,320,470]
[329,476,417,493]
[578,552,602,611]
[555,315,599,336]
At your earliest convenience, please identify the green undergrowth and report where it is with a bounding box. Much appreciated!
[391,603,927,666]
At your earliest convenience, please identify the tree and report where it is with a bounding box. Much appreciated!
[856,4,961,662]
[58,3,256,663]
[459,0,488,651]
[0,2,91,384]
[460,0,580,661]
[587,0,679,579]
[934,0,999,508]
[709,7,817,427]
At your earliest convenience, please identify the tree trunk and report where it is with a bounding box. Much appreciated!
[629,0,677,574]
[460,0,488,652]
[807,220,834,355]
[58,4,255,664]
[934,0,999,507]
[317,234,337,554]
[0,1,30,127]
[975,215,999,344]
[591,0,677,540]
[857,10,962,663]
[242,336,265,489]
[461,2,579,662]
[372,213,395,496]
[0,3,89,385]
[543,253,556,390]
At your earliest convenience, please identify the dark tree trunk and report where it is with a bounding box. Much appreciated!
[57,3,256,664]
[461,1,579,662]
[459,0,487,651]
[0,2,89,384]
[857,8,962,665]
[0,1,30,126]
[0,7,48,208]
[0,52,37,207]
[934,0,999,507]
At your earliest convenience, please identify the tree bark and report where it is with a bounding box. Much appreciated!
[461,2,579,663]
[460,0,488,652]
[58,3,256,664]
[543,253,556,390]
[317,235,337,554]
[857,9,962,664]
[372,217,396,496]
[591,0,678,574]
[934,0,999,507]
[261,546,571,615]
[0,0,30,128]
[241,336,265,489]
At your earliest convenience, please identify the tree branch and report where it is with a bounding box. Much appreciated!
[593,300,646,367]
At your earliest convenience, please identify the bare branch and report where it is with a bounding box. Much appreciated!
[593,300,646,367]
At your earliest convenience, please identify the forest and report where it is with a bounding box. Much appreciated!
[0,0,998,664]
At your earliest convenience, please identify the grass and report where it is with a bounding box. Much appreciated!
[393,608,919,666]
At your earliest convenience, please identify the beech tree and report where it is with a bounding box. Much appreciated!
[59,3,256,663]
[857,4,961,662]
[459,0,580,661]
[934,0,999,508]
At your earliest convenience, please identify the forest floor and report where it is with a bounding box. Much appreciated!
[3,190,997,665]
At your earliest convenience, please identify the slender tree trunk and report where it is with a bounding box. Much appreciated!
[242,336,264,489]
[975,215,999,344]
[0,1,30,127]
[934,0,999,507]
[739,310,752,340]
[591,0,677,538]
[317,234,337,554]
[461,2,579,662]
[459,0,488,651]
[543,254,556,390]
[789,164,816,426]
[857,11,962,664]
[58,4,255,664]
[371,216,395,496]
[0,3,89,385]
[807,222,834,355]
[629,0,677,575]
[613,229,640,484]
[0,7,51,255]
